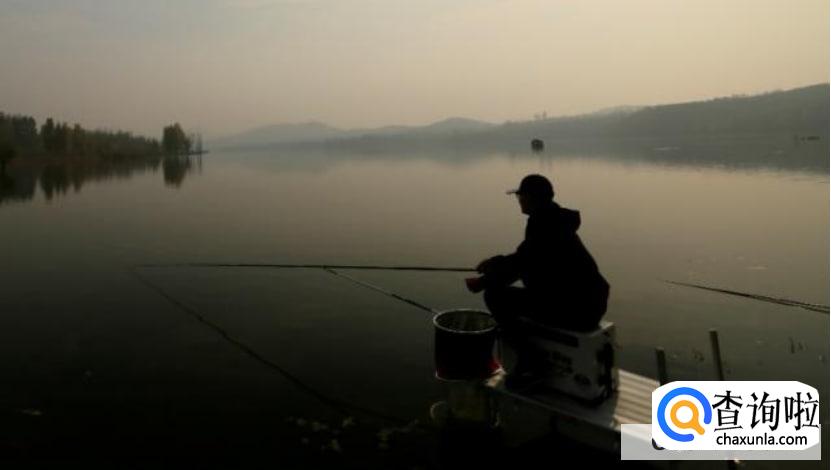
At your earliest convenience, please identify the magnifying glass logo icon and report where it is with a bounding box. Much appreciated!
[657,386,712,442]
[670,399,706,435]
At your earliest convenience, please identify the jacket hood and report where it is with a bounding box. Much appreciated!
[559,207,581,232]
[528,202,580,233]
[534,202,581,233]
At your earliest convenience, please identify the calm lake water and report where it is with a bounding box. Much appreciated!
[0,143,827,467]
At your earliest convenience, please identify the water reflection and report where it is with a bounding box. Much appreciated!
[1,133,824,206]
[0,153,202,204]
[0,171,35,203]
[163,154,201,187]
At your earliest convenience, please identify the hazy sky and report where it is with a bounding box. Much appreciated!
[1,0,828,138]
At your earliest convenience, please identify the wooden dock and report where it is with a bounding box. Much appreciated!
[483,368,659,454]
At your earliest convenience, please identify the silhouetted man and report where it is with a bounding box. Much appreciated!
[466,174,609,336]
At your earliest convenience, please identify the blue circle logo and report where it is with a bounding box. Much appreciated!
[657,387,712,442]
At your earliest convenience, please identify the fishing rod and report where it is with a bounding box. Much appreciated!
[137,262,476,273]
[663,280,829,314]
[136,263,829,314]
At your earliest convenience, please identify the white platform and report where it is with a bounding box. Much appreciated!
[483,368,658,454]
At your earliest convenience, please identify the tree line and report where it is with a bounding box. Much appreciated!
[0,111,197,171]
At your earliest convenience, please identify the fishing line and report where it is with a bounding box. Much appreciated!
[137,263,444,313]
[323,268,438,314]
[128,266,411,425]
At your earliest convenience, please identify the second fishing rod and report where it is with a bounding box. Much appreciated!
[137,262,830,314]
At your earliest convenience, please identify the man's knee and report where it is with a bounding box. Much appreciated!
[484,286,526,330]
[483,285,512,313]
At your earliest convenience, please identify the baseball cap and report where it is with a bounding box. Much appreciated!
[506,174,555,199]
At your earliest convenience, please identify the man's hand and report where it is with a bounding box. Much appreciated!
[465,276,485,293]
[476,255,502,274]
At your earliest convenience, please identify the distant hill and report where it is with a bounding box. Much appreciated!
[414,117,495,134]
[484,83,828,143]
[342,117,494,140]
[211,117,494,149]
[585,105,643,117]
[213,83,828,153]
[632,83,827,135]
[210,121,344,149]
[314,83,829,172]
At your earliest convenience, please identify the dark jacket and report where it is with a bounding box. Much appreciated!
[485,201,609,313]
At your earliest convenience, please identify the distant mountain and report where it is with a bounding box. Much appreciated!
[210,121,344,149]
[415,117,495,134]
[213,84,828,152]
[588,105,643,117]
[211,117,494,149]
[610,83,828,136]
[516,83,828,139]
